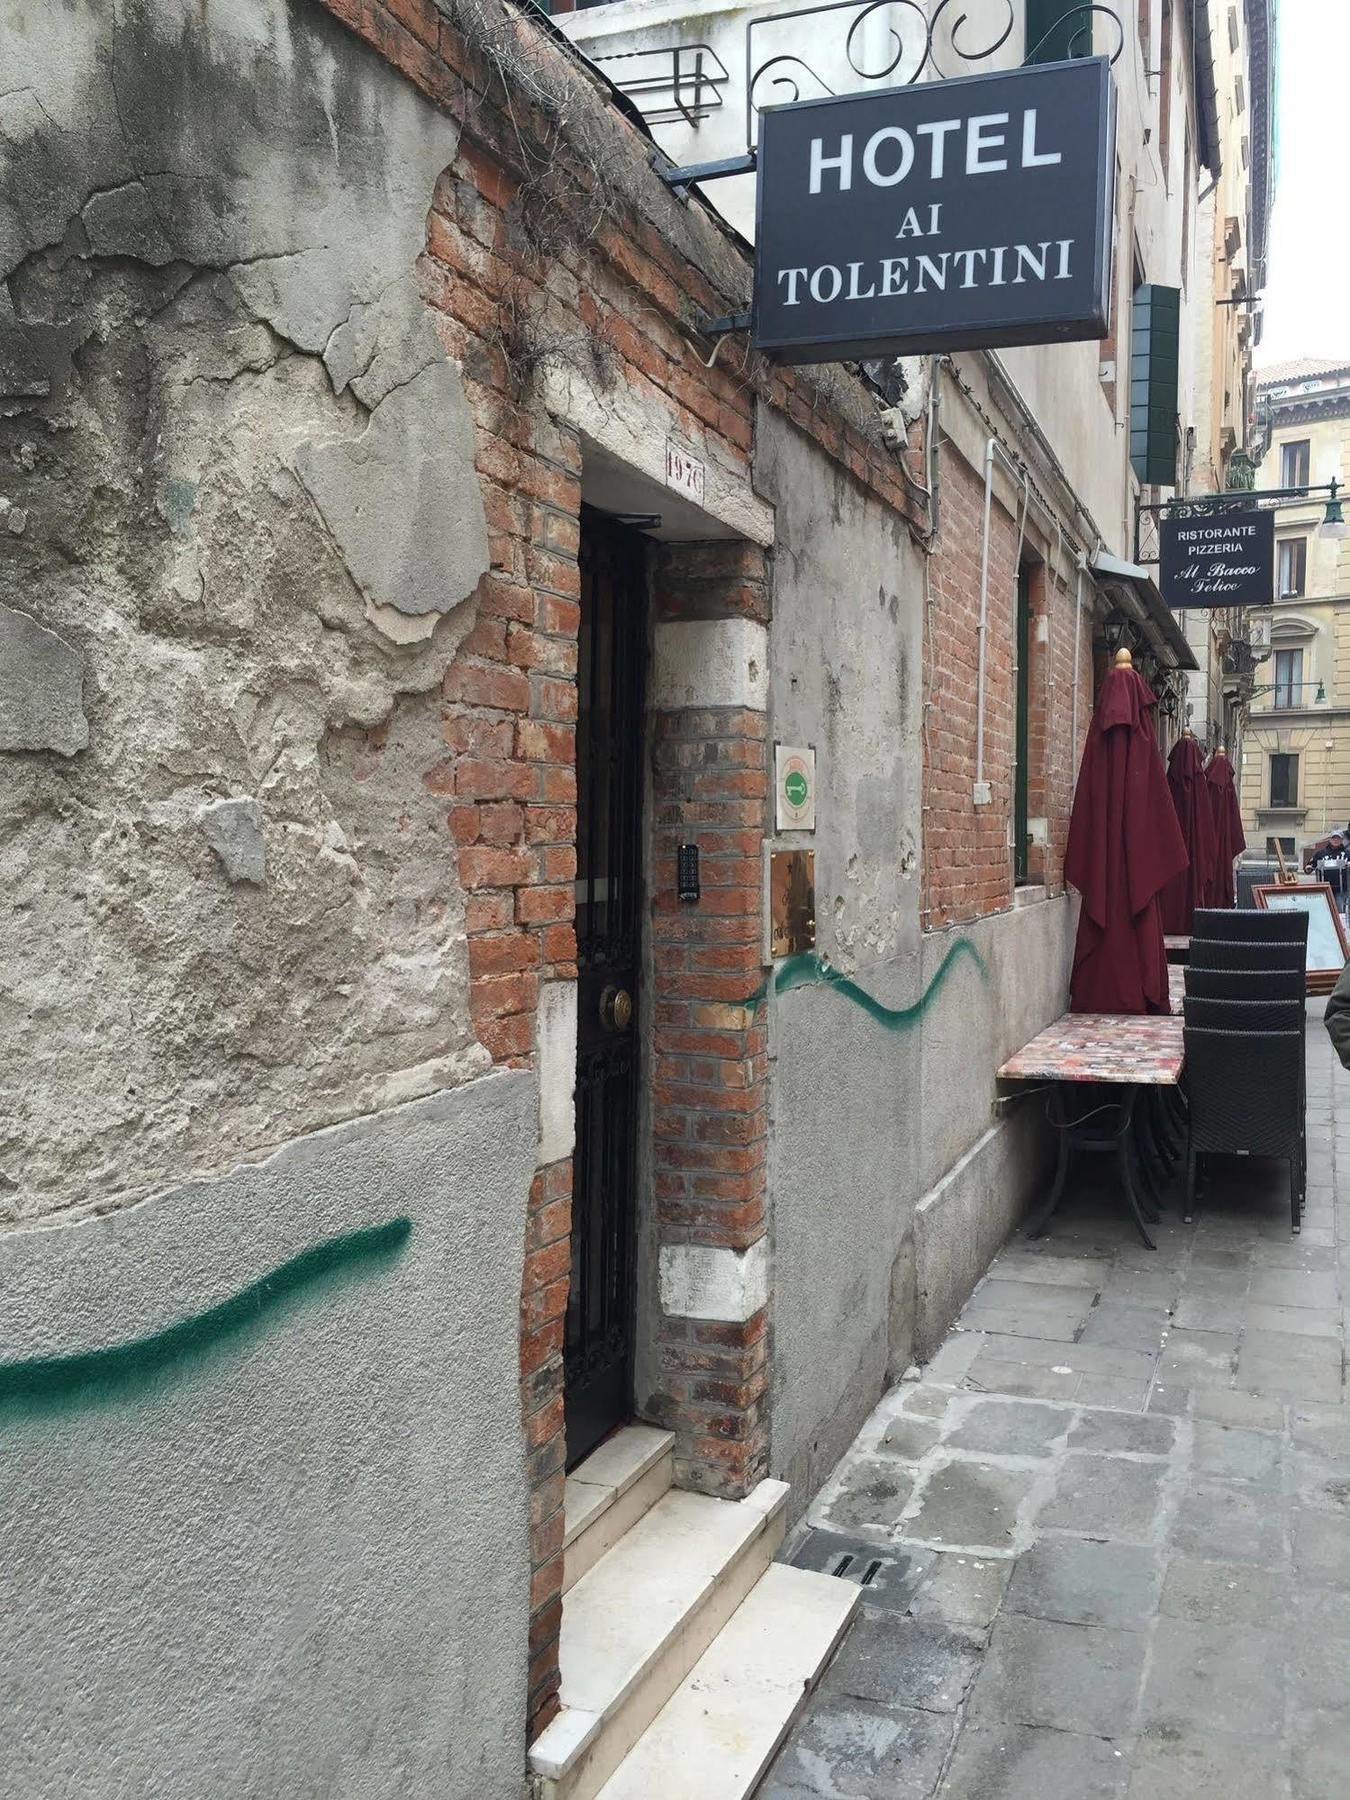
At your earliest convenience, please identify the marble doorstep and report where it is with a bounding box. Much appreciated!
[564,1425,674,1593]
[594,1563,859,1800]
[531,1480,789,1800]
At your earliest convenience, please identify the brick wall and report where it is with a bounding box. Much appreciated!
[922,444,1092,929]
[648,543,772,1499]
[923,448,1019,927]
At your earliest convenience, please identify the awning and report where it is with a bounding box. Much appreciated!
[1091,549,1199,672]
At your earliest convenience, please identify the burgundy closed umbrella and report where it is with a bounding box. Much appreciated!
[1065,649,1189,1015]
[1204,749,1246,908]
[1160,734,1218,935]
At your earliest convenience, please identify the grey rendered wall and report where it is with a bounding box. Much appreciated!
[757,409,1074,1510]
[0,1077,538,1800]
[1,0,489,1223]
[755,408,927,1509]
[911,898,1074,1355]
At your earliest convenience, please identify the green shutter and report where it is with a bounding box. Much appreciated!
[1130,284,1181,487]
[1025,1,1091,60]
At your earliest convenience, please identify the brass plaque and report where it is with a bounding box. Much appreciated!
[770,849,816,958]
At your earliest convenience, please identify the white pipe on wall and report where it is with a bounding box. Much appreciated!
[975,436,995,787]
[975,435,1035,793]
[1072,558,1086,779]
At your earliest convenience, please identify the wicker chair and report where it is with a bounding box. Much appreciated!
[1184,968,1306,1002]
[1189,939,1307,973]
[1183,997,1306,1033]
[1182,978,1308,1215]
[1182,1026,1304,1232]
[1191,909,1309,945]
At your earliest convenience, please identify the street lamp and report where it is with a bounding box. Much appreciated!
[1320,478,1347,540]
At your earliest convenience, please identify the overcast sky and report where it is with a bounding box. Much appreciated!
[1253,0,1350,368]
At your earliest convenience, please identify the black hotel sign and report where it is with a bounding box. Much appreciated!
[752,58,1116,364]
[1159,507,1275,608]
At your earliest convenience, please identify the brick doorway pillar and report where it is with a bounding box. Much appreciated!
[646,541,772,1500]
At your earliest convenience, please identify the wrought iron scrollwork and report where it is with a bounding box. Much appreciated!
[843,0,938,84]
[1023,4,1126,66]
[747,51,837,126]
[745,0,1124,151]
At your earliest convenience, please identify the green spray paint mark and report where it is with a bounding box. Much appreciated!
[0,1216,412,1419]
[743,937,988,1027]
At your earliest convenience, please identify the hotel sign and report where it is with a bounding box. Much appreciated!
[752,58,1116,364]
[1159,506,1275,608]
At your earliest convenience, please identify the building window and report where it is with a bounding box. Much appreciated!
[1270,752,1299,808]
[1273,647,1304,709]
[1277,537,1308,597]
[1265,836,1296,858]
[1281,439,1311,488]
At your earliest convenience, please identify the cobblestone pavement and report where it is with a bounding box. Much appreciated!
[764,1009,1350,1800]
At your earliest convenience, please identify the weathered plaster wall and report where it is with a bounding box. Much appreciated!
[0,0,490,1221]
[1,1074,538,1800]
[756,407,927,1510]
[759,407,1071,1506]
[910,896,1072,1354]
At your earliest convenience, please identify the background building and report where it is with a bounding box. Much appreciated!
[1240,360,1350,860]
[1175,0,1276,749]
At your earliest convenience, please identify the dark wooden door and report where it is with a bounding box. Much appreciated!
[566,509,646,1469]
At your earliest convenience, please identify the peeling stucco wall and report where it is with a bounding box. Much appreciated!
[756,406,927,1513]
[0,0,491,1221]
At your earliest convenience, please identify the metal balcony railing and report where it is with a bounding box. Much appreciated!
[589,43,729,125]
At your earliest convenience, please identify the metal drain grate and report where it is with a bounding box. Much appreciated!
[826,1551,886,1587]
[789,1528,934,1614]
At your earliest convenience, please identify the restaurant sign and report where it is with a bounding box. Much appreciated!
[752,58,1116,364]
[1158,506,1275,608]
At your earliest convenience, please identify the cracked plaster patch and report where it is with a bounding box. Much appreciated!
[0,604,88,755]
[294,360,487,623]
[200,796,266,885]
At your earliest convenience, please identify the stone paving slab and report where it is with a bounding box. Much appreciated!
[766,1007,1349,1798]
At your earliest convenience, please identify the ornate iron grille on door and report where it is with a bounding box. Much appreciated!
[566,509,648,1469]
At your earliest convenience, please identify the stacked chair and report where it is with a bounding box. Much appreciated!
[1182,909,1309,1233]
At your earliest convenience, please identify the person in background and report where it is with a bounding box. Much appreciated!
[1326,954,1350,1067]
[1315,832,1349,908]
[1303,826,1350,873]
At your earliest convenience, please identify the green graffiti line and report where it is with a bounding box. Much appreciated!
[0,1216,412,1419]
[743,937,988,1026]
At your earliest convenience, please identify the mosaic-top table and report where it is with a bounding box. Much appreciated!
[996,969,1186,1087]
[997,967,1189,1248]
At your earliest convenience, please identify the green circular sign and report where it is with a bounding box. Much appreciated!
[784,770,809,808]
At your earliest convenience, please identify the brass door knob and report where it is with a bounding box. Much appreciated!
[601,986,633,1031]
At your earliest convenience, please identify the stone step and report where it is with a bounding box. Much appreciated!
[593,1562,860,1800]
[564,1425,674,1595]
[529,1478,790,1800]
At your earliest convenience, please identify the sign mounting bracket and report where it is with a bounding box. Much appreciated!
[654,151,757,199]
[696,310,752,340]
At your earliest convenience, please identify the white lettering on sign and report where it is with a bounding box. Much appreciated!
[966,113,1009,174]
[665,443,705,504]
[1022,108,1062,168]
[808,105,1065,193]
[773,241,1076,305]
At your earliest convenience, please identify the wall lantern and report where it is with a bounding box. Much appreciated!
[1320,478,1346,540]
